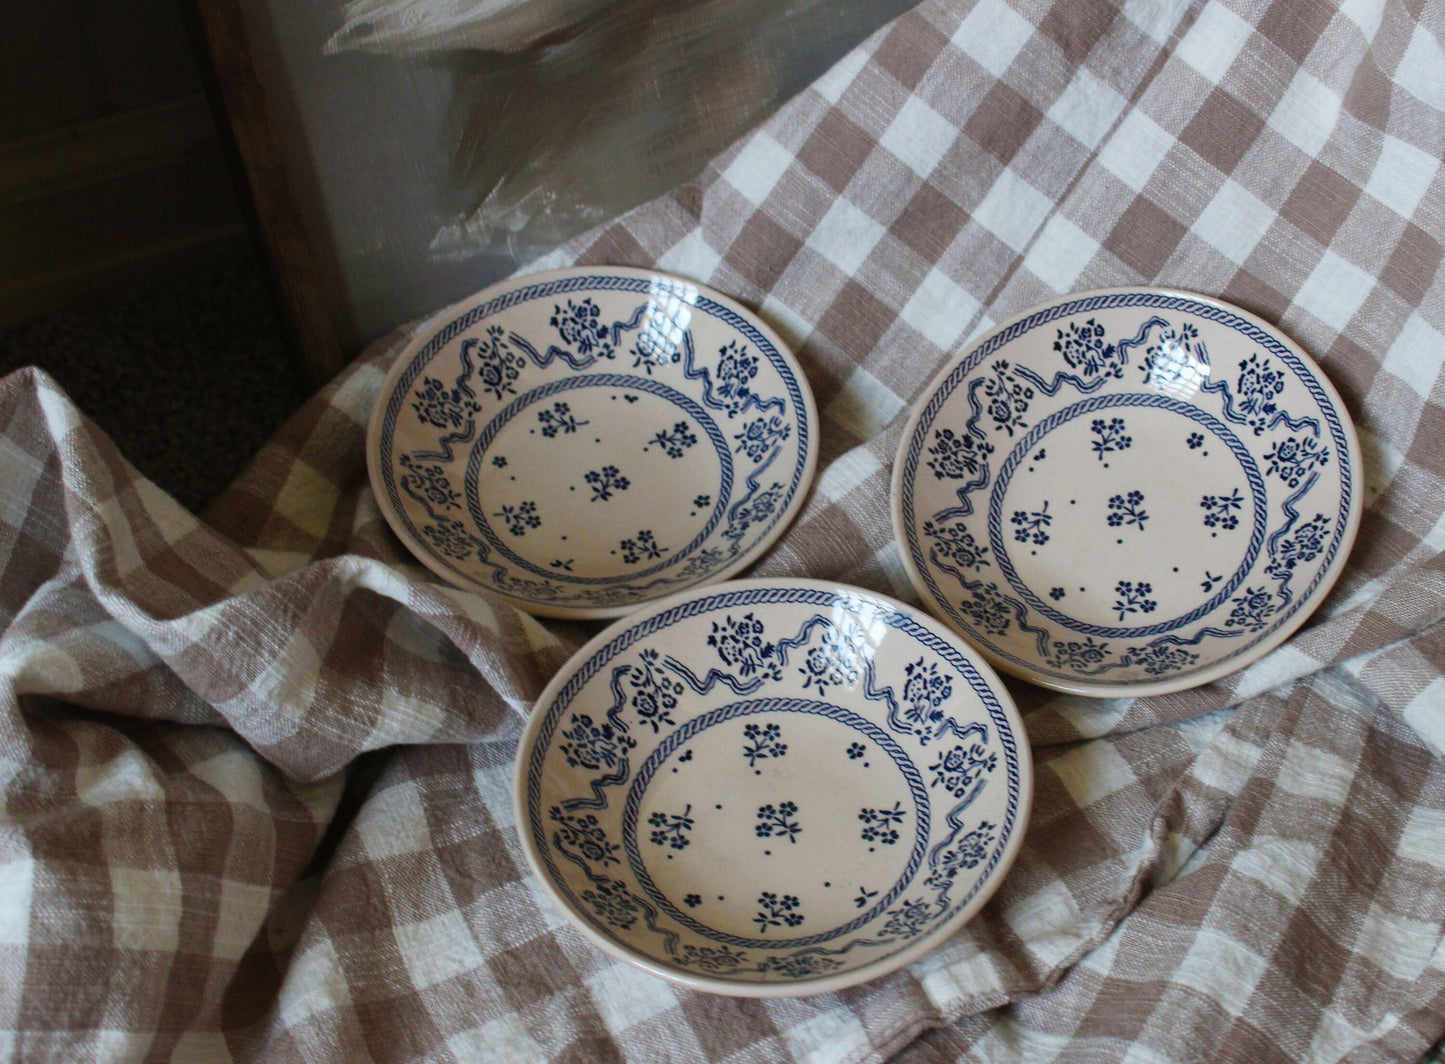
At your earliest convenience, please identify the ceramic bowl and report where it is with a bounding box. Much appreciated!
[368,267,818,619]
[892,287,1362,698]
[514,578,1031,997]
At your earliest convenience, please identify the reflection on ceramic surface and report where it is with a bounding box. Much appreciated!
[892,288,1362,698]
[368,267,817,618]
[514,579,1032,996]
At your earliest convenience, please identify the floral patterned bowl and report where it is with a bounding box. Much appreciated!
[892,288,1362,697]
[513,578,1031,996]
[368,267,818,618]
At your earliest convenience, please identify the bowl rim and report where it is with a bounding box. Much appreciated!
[511,576,1034,997]
[366,265,820,620]
[889,285,1364,699]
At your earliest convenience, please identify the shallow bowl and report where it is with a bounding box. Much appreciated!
[368,267,818,618]
[892,287,1362,697]
[514,578,1031,996]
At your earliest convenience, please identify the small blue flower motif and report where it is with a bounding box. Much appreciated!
[1113,580,1157,621]
[1054,318,1123,378]
[494,500,542,536]
[927,427,992,481]
[648,805,695,851]
[491,455,508,468]
[550,808,622,866]
[959,583,1014,637]
[980,359,1033,436]
[1049,636,1112,671]
[684,894,703,909]
[550,297,612,357]
[901,658,955,740]
[707,613,781,680]
[924,823,997,891]
[743,722,787,767]
[928,744,997,799]
[631,326,681,372]
[471,328,527,401]
[1263,435,1329,488]
[580,878,641,930]
[801,624,865,693]
[714,341,761,416]
[645,421,698,458]
[412,374,481,431]
[680,945,747,972]
[1011,503,1052,545]
[753,891,804,932]
[1235,352,1286,435]
[1265,514,1332,580]
[1226,586,1277,631]
[754,801,802,844]
[757,954,845,978]
[734,414,791,462]
[423,516,484,560]
[584,465,631,501]
[846,742,866,761]
[881,898,934,939]
[923,520,991,572]
[723,482,786,543]
[1049,587,1066,601]
[693,494,712,509]
[1121,642,1200,676]
[1187,432,1205,450]
[1090,417,1133,460]
[399,454,459,511]
[558,712,636,771]
[1201,487,1244,530]
[1106,490,1149,530]
[619,530,666,564]
[858,802,905,845]
[537,401,588,438]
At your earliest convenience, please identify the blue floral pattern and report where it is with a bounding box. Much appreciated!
[1054,318,1124,378]
[928,743,997,799]
[858,802,906,845]
[754,802,802,844]
[927,428,992,481]
[1090,417,1133,459]
[901,293,1355,690]
[743,722,788,767]
[645,421,698,458]
[979,359,1033,436]
[537,401,588,437]
[1011,503,1053,545]
[1106,491,1149,530]
[924,520,991,573]
[753,892,804,932]
[377,273,813,615]
[584,465,630,501]
[523,585,1025,986]
[648,806,695,850]
[1263,434,1330,488]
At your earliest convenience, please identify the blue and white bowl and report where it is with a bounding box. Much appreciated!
[892,288,1363,697]
[514,578,1031,996]
[368,267,818,618]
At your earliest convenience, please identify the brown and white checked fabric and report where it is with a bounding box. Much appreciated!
[2,0,1444,1060]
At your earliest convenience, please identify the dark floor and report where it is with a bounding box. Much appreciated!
[0,248,307,514]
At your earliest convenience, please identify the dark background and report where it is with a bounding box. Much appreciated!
[0,0,304,513]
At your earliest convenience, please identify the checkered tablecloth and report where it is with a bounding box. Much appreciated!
[2,0,1443,1060]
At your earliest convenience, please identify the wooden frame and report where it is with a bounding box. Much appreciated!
[180,0,347,389]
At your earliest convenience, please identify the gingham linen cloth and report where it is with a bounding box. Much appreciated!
[3,0,1443,1060]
